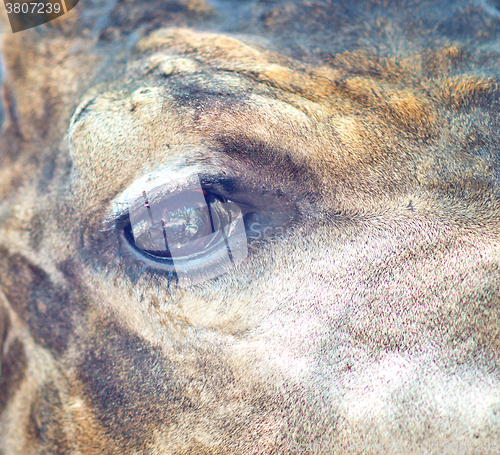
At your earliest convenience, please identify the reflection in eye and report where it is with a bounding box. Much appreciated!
[134,189,236,259]
[126,175,248,286]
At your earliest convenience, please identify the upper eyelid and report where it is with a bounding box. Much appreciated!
[111,170,241,211]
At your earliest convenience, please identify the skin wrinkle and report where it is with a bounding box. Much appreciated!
[0,0,499,454]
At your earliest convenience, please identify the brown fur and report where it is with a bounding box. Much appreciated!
[1,0,500,453]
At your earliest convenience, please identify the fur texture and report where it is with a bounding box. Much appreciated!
[0,0,500,453]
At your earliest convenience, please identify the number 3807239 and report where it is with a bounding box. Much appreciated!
[5,2,61,14]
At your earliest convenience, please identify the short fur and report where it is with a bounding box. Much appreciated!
[0,0,500,453]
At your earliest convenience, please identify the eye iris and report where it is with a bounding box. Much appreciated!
[129,191,231,260]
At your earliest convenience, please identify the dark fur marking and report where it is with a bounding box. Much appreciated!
[28,214,44,252]
[168,79,251,113]
[98,0,213,42]
[0,83,22,164]
[36,152,58,193]
[56,258,86,301]
[28,383,68,454]
[0,338,27,413]
[77,321,192,449]
[437,3,500,41]
[215,134,321,202]
[0,304,11,355]
[0,84,3,133]
[0,248,73,356]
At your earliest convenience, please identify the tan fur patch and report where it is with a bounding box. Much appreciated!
[1,1,500,453]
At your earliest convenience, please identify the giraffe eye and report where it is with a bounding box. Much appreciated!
[121,177,248,287]
[128,190,237,261]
